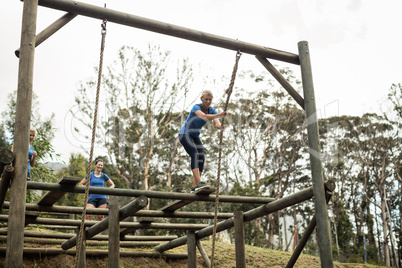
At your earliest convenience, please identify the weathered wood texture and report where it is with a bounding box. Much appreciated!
[187,230,197,268]
[298,40,333,268]
[0,165,14,212]
[3,201,234,219]
[0,230,177,241]
[0,149,14,176]
[37,0,300,65]
[61,196,148,250]
[155,185,314,252]
[0,214,208,230]
[6,0,38,266]
[27,181,275,204]
[234,211,246,268]
[160,188,215,212]
[155,181,334,253]
[25,176,81,226]
[76,226,86,268]
[256,56,304,109]
[15,12,77,57]
[285,192,333,268]
[37,177,81,205]
[0,237,159,247]
[196,239,211,268]
[0,247,188,258]
[108,204,120,268]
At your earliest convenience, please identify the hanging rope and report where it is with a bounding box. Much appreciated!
[210,51,241,267]
[75,17,107,268]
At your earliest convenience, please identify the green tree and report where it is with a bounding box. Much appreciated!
[1,91,60,202]
[57,153,87,208]
[72,44,194,196]
[387,83,402,266]
[0,124,10,149]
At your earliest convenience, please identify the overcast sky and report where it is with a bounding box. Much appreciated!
[1,0,401,163]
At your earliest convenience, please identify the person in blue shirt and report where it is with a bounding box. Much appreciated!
[11,126,37,180]
[79,159,115,221]
[179,90,226,193]
[27,127,37,180]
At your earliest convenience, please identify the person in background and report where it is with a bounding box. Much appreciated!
[79,159,115,221]
[179,90,226,193]
[11,126,37,180]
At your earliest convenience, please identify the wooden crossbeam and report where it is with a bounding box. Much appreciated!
[119,188,215,236]
[25,176,81,226]
[160,188,215,212]
[37,176,81,206]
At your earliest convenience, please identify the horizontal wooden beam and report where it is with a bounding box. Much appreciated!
[3,202,234,219]
[0,236,159,247]
[37,0,299,65]
[0,230,177,241]
[27,181,275,204]
[15,12,77,57]
[62,196,148,250]
[0,215,208,230]
[0,247,188,258]
[156,184,317,252]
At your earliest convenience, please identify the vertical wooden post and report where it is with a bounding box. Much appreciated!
[0,148,14,175]
[298,40,333,268]
[0,165,14,212]
[6,0,38,267]
[108,203,120,267]
[234,211,246,268]
[76,226,86,268]
[188,230,197,268]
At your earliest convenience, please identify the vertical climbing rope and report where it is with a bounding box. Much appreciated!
[210,51,241,267]
[75,17,107,268]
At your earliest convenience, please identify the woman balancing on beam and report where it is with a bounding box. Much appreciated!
[179,90,226,193]
[79,159,115,220]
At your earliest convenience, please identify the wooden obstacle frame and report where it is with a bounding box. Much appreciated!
[0,174,335,267]
[6,0,334,267]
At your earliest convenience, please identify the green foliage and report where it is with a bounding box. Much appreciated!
[56,153,87,209]
[1,91,60,203]
[0,124,10,149]
[73,44,194,191]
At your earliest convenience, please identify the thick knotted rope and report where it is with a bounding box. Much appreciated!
[75,18,107,268]
[210,51,241,267]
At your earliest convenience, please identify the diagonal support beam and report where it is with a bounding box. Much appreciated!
[285,192,333,268]
[15,12,77,57]
[61,195,147,250]
[155,181,335,253]
[256,56,304,109]
[196,239,211,268]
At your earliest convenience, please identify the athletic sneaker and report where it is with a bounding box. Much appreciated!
[190,182,209,193]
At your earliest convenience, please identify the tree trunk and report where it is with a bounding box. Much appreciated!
[283,209,288,251]
[292,205,297,251]
[331,204,340,256]
[380,197,390,266]
[267,213,275,249]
